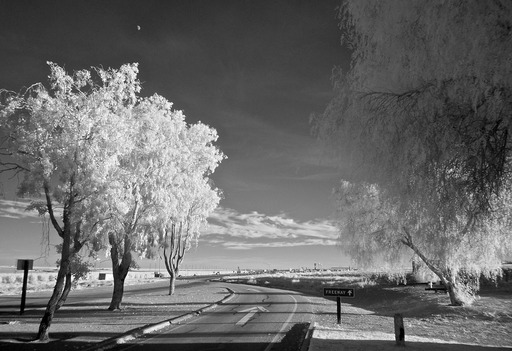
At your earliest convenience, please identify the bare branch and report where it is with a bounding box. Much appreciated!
[0,161,30,173]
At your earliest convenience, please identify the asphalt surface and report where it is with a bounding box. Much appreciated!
[2,278,510,351]
[0,279,313,351]
[111,284,313,351]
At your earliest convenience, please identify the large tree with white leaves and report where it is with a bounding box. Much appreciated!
[93,93,223,306]
[131,98,224,296]
[312,0,512,305]
[1,61,224,339]
[0,62,139,340]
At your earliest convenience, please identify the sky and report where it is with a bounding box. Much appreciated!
[0,0,352,270]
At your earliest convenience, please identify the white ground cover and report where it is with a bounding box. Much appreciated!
[0,270,159,295]
[309,324,508,351]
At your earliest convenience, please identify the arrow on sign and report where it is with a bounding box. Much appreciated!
[236,306,269,326]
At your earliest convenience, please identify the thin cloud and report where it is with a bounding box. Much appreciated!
[205,207,338,249]
[206,236,339,250]
[0,199,40,219]
[222,239,339,250]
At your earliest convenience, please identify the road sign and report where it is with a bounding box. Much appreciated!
[16,259,33,271]
[323,287,355,325]
[323,287,355,298]
[16,259,34,315]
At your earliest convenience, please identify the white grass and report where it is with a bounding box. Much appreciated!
[222,271,377,289]
[0,270,160,295]
[0,268,234,295]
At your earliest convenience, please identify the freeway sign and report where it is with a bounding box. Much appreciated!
[323,287,355,298]
[324,287,355,325]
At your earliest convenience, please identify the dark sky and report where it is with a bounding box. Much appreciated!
[0,0,353,269]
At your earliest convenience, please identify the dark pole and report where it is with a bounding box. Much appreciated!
[20,261,29,315]
[337,296,341,324]
[394,313,405,346]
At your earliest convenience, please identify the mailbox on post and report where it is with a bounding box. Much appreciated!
[16,259,34,315]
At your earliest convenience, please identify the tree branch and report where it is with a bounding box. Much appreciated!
[401,226,445,281]
[0,161,30,173]
[44,181,63,238]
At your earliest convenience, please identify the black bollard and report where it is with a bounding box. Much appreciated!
[394,313,405,346]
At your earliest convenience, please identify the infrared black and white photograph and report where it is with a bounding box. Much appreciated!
[0,0,511,350]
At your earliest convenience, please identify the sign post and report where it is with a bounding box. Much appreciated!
[323,287,355,324]
[17,259,33,315]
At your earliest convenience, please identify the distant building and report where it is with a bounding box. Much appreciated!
[330,266,352,271]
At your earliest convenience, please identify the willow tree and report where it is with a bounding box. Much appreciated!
[312,0,512,305]
[334,180,512,305]
[0,62,138,340]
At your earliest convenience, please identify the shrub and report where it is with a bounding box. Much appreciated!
[2,275,13,284]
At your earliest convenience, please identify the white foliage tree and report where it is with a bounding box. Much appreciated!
[159,174,221,295]
[93,92,224,299]
[312,0,512,305]
[139,103,224,295]
[0,62,138,340]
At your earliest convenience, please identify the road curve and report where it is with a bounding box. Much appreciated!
[112,282,313,351]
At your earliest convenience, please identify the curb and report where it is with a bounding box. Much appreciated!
[300,322,315,351]
[90,287,236,351]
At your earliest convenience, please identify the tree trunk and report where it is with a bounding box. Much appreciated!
[446,285,463,305]
[445,279,471,306]
[108,233,132,310]
[36,249,71,341]
[56,272,72,311]
[109,269,127,310]
[401,227,469,306]
[169,269,177,295]
[36,180,82,341]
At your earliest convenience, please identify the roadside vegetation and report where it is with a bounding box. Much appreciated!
[311,0,512,306]
[2,268,510,346]
[0,270,162,295]
[224,270,512,347]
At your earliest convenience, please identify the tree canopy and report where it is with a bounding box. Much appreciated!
[312,0,512,305]
[0,62,224,335]
[92,92,224,301]
[0,61,141,339]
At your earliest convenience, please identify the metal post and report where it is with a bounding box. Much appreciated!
[20,261,29,315]
[337,296,341,324]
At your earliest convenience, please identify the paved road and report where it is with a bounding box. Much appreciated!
[112,283,313,351]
